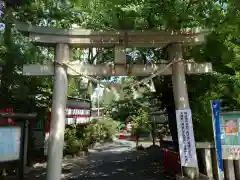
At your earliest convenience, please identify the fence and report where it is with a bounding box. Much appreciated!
[163,142,240,180]
[196,142,240,180]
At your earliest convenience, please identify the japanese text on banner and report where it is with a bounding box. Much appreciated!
[176,109,198,168]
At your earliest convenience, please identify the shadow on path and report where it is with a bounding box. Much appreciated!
[23,148,171,180]
[2,141,176,180]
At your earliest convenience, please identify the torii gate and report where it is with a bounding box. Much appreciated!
[15,21,212,180]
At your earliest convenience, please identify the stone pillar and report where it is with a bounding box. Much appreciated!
[46,44,69,180]
[168,43,199,179]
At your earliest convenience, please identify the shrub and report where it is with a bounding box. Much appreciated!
[63,116,118,156]
[98,117,119,140]
[64,125,79,155]
[131,108,151,147]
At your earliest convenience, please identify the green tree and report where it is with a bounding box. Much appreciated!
[131,108,150,147]
[3,0,240,147]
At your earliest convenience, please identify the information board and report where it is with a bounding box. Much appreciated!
[66,100,91,124]
[220,112,240,160]
[44,99,91,155]
[0,127,21,162]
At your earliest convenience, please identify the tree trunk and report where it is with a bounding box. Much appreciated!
[136,133,139,147]
[151,123,156,146]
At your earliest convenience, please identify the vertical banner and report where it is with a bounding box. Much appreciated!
[211,100,224,180]
[176,109,198,168]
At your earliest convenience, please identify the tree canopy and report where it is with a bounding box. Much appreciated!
[0,0,240,141]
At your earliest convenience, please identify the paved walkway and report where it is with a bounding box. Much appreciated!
[12,141,174,180]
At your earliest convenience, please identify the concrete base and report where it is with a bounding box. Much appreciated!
[176,173,210,180]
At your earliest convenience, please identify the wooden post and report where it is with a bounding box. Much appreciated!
[224,160,235,180]
[202,147,213,178]
[234,160,240,180]
[196,142,214,179]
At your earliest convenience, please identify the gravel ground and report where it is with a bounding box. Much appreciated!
[3,141,175,180]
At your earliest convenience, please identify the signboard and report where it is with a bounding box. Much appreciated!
[44,99,91,155]
[149,111,168,124]
[220,112,240,160]
[176,109,198,168]
[66,99,91,124]
[211,100,224,180]
[0,127,21,162]
[66,107,91,125]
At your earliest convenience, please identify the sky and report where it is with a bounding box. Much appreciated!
[91,76,125,102]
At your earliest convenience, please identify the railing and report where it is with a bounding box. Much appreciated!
[164,142,240,180]
[196,142,240,180]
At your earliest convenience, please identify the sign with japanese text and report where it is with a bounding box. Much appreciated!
[66,107,91,125]
[220,112,240,160]
[44,99,91,155]
[176,109,198,168]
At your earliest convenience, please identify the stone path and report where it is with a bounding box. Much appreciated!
[6,141,175,180]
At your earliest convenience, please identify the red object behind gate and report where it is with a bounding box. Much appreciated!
[119,134,124,139]
[0,108,15,125]
[162,148,181,174]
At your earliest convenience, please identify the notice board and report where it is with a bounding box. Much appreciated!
[220,112,240,160]
[0,126,21,162]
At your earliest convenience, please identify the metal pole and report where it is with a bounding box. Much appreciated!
[23,121,29,167]
[46,44,69,180]
[168,43,199,179]
[19,121,26,180]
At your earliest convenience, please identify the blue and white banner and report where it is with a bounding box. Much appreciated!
[176,109,198,168]
[211,100,224,180]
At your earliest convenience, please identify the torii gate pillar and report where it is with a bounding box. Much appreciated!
[168,43,199,179]
[46,44,69,180]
